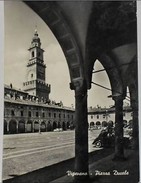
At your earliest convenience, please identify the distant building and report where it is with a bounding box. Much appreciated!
[4,30,75,134]
[4,86,74,134]
[88,106,133,129]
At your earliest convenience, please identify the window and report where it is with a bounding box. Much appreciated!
[59,113,61,118]
[42,112,45,118]
[103,114,105,118]
[49,112,51,117]
[97,115,99,119]
[36,112,39,117]
[31,74,33,78]
[91,115,93,119]
[32,51,34,57]
[28,111,31,117]
[123,112,126,117]
[64,114,65,118]
[54,113,56,118]
[21,111,23,117]
[11,110,15,116]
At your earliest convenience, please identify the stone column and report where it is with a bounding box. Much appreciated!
[113,96,125,160]
[7,121,9,134]
[25,122,27,133]
[72,80,89,183]
[16,123,18,133]
[32,122,34,133]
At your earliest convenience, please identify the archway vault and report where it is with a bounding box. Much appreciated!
[24,1,137,93]
[25,1,90,90]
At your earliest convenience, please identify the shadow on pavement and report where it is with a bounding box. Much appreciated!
[3,148,114,183]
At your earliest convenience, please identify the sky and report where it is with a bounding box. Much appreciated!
[4,1,115,108]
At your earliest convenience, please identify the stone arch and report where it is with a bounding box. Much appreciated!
[90,122,95,128]
[58,121,61,128]
[41,121,46,132]
[18,120,25,133]
[47,121,52,131]
[9,119,17,134]
[4,120,8,134]
[62,122,66,131]
[25,1,86,88]
[108,120,114,127]
[67,121,70,129]
[90,47,137,109]
[53,121,57,130]
[86,2,136,88]
[102,121,108,127]
[34,121,39,132]
[70,121,75,130]
[97,54,125,98]
[126,57,137,99]
[27,120,33,133]
[96,121,101,126]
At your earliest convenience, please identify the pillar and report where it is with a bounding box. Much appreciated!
[72,80,89,183]
[16,121,18,134]
[32,121,34,133]
[25,122,27,133]
[113,96,125,160]
[7,121,10,134]
[7,121,9,134]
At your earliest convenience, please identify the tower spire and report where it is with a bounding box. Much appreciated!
[34,25,38,36]
[31,26,41,48]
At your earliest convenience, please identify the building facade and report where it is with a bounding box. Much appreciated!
[88,106,133,129]
[4,85,75,134]
[4,31,75,134]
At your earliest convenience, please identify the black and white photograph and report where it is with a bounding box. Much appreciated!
[2,1,140,183]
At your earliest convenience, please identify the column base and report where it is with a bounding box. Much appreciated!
[131,138,139,150]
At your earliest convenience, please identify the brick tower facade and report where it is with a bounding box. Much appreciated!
[23,30,50,102]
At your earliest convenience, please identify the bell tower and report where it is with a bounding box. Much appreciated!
[23,30,51,101]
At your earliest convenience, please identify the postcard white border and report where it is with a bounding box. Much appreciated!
[0,1,141,183]
[0,1,4,183]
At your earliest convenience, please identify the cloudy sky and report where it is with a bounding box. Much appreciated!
[4,1,115,108]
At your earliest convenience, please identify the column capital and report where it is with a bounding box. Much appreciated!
[70,79,87,94]
[112,94,125,101]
